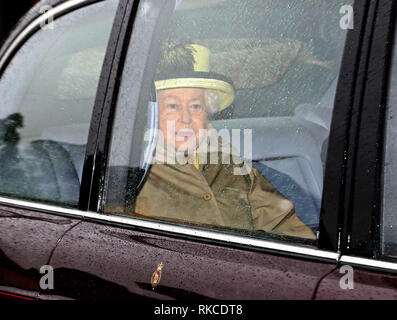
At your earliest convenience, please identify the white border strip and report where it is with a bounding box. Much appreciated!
[0,0,91,70]
[0,196,337,260]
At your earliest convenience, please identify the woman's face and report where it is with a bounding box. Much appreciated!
[158,87,208,152]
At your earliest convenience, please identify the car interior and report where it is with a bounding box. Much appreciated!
[0,0,350,233]
[0,77,336,230]
[0,0,116,206]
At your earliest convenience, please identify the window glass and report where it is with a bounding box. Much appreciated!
[105,0,352,241]
[382,24,397,257]
[0,0,119,206]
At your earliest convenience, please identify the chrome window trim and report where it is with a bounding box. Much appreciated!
[3,198,397,272]
[0,196,337,261]
[339,255,397,272]
[0,286,38,300]
[0,0,99,71]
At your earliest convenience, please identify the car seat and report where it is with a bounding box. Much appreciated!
[0,139,81,206]
[211,117,322,230]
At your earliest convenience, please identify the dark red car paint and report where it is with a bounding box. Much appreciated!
[315,268,397,300]
[1,205,340,300]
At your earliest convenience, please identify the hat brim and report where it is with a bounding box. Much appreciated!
[154,77,234,112]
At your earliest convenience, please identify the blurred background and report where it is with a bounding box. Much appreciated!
[0,1,40,44]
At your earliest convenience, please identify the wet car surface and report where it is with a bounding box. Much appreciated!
[0,0,397,300]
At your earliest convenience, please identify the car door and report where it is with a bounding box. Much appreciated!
[0,0,120,300]
[38,0,369,300]
[315,0,397,299]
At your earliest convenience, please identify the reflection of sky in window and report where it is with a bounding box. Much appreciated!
[165,0,351,119]
[171,0,346,43]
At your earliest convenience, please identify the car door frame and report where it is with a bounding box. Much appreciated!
[77,0,338,260]
[337,0,397,265]
[314,0,397,292]
[77,0,367,262]
[0,0,362,271]
[319,0,397,279]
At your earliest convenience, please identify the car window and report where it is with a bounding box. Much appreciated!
[104,0,352,242]
[0,0,119,206]
[382,23,397,257]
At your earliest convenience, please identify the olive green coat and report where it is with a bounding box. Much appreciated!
[133,154,316,240]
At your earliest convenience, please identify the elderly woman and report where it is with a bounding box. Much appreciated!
[133,43,315,239]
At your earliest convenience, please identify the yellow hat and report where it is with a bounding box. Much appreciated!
[154,44,235,113]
